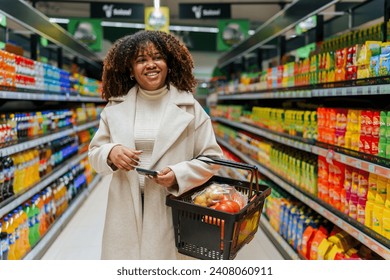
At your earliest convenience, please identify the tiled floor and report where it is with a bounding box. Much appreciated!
[42,175,284,260]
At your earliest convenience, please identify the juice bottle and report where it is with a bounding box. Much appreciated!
[5,214,16,260]
[11,209,22,260]
[1,218,9,260]
[18,206,29,257]
[37,192,47,236]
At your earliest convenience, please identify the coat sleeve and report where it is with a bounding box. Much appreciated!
[88,109,120,175]
[167,103,224,196]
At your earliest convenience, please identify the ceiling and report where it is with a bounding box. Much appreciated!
[31,0,368,32]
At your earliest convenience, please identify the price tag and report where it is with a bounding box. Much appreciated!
[340,154,346,163]
[380,85,386,94]
[352,88,358,95]
[337,219,342,227]
[362,87,369,95]
[341,88,347,96]
[368,164,375,173]
[370,85,378,94]
[326,149,335,164]
[355,160,362,169]
[331,88,336,96]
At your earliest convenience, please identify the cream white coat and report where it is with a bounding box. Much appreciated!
[88,85,223,259]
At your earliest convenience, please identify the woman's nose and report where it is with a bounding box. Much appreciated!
[146,60,156,68]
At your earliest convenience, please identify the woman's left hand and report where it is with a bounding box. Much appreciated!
[149,167,177,188]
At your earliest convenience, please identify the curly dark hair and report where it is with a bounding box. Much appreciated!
[101,30,197,100]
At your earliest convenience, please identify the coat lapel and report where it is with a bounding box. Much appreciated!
[107,87,138,149]
[149,87,195,168]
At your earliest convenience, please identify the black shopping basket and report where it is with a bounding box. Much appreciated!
[166,156,271,260]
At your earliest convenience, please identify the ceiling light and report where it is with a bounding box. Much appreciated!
[50,17,253,35]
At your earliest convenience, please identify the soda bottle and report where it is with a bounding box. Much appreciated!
[3,156,15,200]
[30,196,41,247]
[24,202,35,248]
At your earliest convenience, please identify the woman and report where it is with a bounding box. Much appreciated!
[88,30,223,260]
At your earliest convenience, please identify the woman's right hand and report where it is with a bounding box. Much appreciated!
[108,145,142,171]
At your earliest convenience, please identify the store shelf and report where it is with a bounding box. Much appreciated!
[217,137,390,260]
[215,117,390,179]
[312,84,390,97]
[0,119,99,157]
[0,152,88,218]
[218,90,311,100]
[0,90,104,103]
[312,146,390,178]
[75,120,100,132]
[214,117,313,153]
[215,80,390,100]
[259,215,301,260]
[23,174,101,260]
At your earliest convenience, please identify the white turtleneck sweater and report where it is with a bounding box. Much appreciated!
[134,85,169,190]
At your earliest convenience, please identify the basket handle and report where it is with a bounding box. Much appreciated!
[195,155,259,194]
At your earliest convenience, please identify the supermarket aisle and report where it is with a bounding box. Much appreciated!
[42,175,284,260]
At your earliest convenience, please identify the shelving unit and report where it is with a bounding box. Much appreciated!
[23,174,101,260]
[0,2,104,261]
[214,117,390,177]
[211,0,390,260]
[216,137,390,259]
[0,90,104,103]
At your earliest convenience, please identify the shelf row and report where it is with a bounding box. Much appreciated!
[214,117,390,179]
[0,151,89,218]
[23,174,101,260]
[216,83,390,101]
[216,137,390,260]
[0,119,99,157]
[0,90,104,103]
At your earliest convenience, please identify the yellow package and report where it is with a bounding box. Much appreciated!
[317,238,333,260]
[365,200,375,229]
[382,207,390,239]
[325,244,344,260]
[375,176,387,205]
[367,173,378,201]
[372,204,384,235]
[386,179,390,209]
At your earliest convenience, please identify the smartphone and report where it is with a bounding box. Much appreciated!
[135,167,158,177]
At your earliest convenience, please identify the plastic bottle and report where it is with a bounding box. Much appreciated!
[4,156,15,200]
[18,206,29,258]
[0,219,9,260]
[4,214,16,260]
[12,209,22,260]
[31,196,41,247]
[0,157,4,202]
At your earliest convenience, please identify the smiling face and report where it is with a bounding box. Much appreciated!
[130,43,168,91]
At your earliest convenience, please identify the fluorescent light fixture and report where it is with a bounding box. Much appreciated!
[50,17,253,35]
[49,18,69,24]
[169,25,218,33]
[101,21,146,29]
